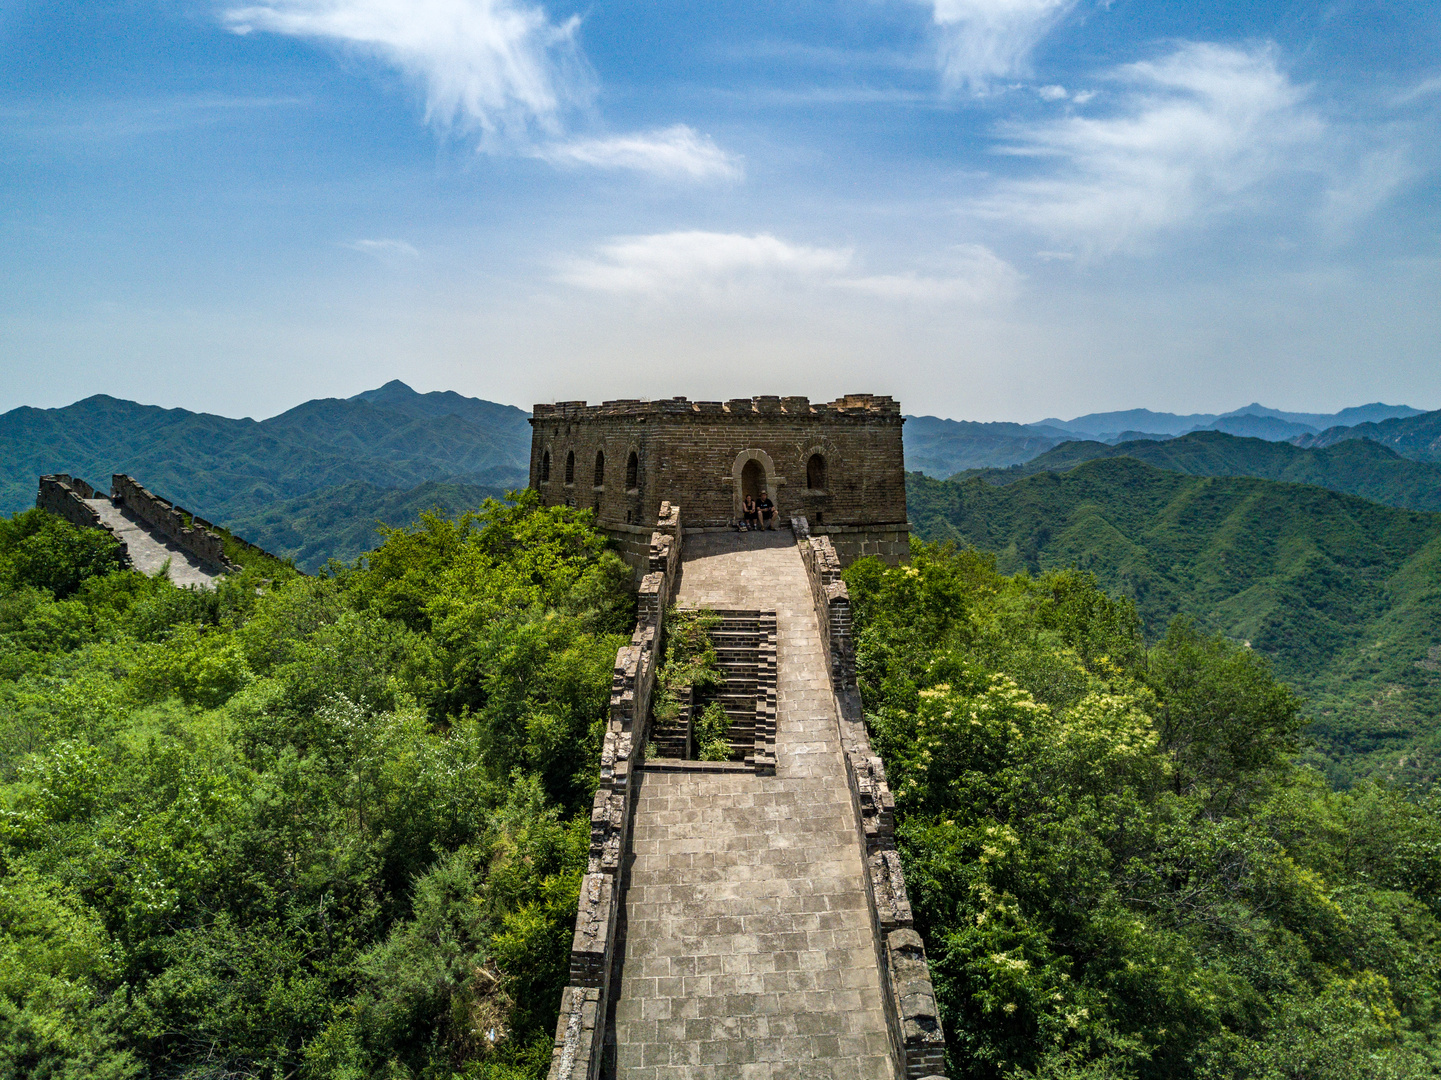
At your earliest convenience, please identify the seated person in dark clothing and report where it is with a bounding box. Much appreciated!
[741,495,760,531]
[756,493,776,530]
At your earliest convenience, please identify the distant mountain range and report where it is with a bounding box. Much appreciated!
[903,401,1435,476]
[906,460,1441,789]
[953,429,1441,514]
[0,379,532,548]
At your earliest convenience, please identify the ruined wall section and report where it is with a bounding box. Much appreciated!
[110,475,236,570]
[531,394,909,570]
[36,475,132,568]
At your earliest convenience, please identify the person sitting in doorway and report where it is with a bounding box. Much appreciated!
[756,492,776,530]
[740,494,760,531]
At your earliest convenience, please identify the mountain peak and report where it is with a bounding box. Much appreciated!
[351,380,417,402]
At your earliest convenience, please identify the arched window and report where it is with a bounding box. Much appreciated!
[565,451,575,485]
[807,453,827,491]
[626,451,638,491]
[541,450,551,482]
[594,450,605,487]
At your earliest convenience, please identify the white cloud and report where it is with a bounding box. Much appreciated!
[222,0,590,143]
[557,231,1017,303]
[1036,84,1068,101]
[346,238,420,258]
[926,0,1078,92]
[976,42,1326,254]
[839,245,1022,302]
[536,125,743,181]
[558,232,851,294]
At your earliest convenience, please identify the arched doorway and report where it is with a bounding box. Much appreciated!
[741,459,765,501]
[730,448,778,522]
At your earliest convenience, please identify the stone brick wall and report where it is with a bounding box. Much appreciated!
[529,395,909,571]
[110,475,237,571]
[795,515,948,1079]
[546,502,683,1080]
[35,475,132,568]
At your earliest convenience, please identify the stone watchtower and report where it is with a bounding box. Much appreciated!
[528,394,910,571]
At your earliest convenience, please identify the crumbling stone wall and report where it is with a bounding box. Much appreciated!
[110,475,235,570]
[529,395,909,571]
[35,476,132,568]
[796,515,948,1079]
[546,502,683,1080]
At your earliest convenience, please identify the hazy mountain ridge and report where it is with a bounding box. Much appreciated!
[1294,409,1441,462]
[905,460,1441,788]
[953,429,1441,513]
[0,381,533,520]
[904,401,1426,476]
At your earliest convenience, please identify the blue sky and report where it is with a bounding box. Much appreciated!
[1,0,1438,421]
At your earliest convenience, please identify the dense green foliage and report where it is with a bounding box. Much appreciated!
[846,544,1441,1079]
[0,381,530,520]
[906,462,1441,789]
[0,494,630,1078]
[955,430,1441,514]
[222,481,510,573]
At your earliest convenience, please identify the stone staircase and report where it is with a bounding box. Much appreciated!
[650,610,777,768]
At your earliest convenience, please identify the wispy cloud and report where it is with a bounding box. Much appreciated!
[1393,75,1441,107]
[975,42,1327,253]
[839,245,1022,302]
[222,0,590,143]
[221,0,743,179]
[925,0,1078,92]
[557,231,1017,302]
[558,232,851,294]
[536,125,743,181]
[345,238,420,259]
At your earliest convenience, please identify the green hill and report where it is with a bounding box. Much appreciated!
[222,480,509,571]
[0,380,532,521]
[906,460,1441,787]
[956,429,1441,513]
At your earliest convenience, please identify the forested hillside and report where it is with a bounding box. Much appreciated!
[222,480,509,571]
[0,381,531,520]
[4,489,1439,1078]
[956,430,1441,513]
[906,463,1441,787]
[847,546,1441,1079]
[0,495,630,1077]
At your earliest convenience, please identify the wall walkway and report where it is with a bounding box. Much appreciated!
[85,498,227,588]
[610,531,895,1078]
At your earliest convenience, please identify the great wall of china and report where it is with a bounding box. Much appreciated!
[35,393,947,1077]
[535,396,946,1079]
[36,473,280,585]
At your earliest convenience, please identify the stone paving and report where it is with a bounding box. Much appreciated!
[610,529,894,1079]
[85,498,226,588]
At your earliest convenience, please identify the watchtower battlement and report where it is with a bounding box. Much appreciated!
[528,393,910,570]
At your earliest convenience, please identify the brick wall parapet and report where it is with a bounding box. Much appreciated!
[35,476,132,569]
[532,394,901,421]
[111,474,236,571]
[793,513,948,1079]
[547,506,684,1080]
